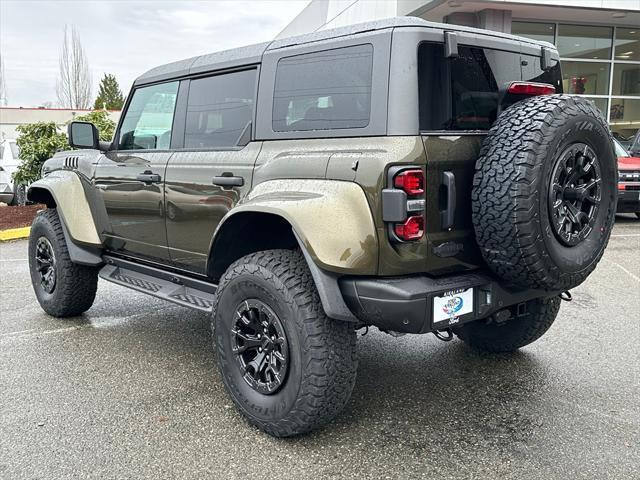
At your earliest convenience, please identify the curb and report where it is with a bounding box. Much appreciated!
[0,226,31,242]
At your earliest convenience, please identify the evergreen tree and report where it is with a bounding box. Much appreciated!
[93,73,124,110]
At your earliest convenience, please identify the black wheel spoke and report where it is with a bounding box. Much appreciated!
[548,143,601,247]
[231,299,289,395]
[34,237,56,294]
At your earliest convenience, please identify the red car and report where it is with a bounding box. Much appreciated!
[615,138,640,218]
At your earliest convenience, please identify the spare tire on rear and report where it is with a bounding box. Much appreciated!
[472,95,616,291]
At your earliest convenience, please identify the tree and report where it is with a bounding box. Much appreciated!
[12,122,68,185]
[74,110,116,142]
[56,25,92,109]
[93,74,124,110]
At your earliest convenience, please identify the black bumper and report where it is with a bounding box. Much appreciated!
[339,271,555,334]
[616,187,640,213]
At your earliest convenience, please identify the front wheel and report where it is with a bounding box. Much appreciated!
[29,209,99,317]
[212,249,357,437]
[454,297,561,353]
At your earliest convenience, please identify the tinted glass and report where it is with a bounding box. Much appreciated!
[561,61,610,95]
[615,28,639,61]
[557,24,613,60]
[521,55,563,92]
[612,63,640,96]
[184,69,256,149]
[273,44,373,132]
[610,98,640,140]
[118,81,178,150]
[512,22,555,44]
[419,43,521,131]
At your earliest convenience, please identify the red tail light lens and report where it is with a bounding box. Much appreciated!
[394,169,425,196]
[507,82,556,96]
[394,215,424,241]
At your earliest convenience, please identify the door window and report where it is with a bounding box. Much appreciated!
[184,69,256,149]
[117,81,179,150]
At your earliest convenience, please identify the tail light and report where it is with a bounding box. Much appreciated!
[382,167,426,242]
[394,215,424,241]
[394,169,425,196]
[507,82,555,96]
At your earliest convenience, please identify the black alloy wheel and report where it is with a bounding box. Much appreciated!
[231,299,289,395]
[35,236,57,293]
[549,143,602,247]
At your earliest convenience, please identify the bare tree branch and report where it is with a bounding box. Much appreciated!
[56,25,92,109]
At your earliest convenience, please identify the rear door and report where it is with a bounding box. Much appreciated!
[418,39,523,273]
[94,81,179,261]
[164,68,260,273]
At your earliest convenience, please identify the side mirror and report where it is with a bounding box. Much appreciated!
[68,121,99,149]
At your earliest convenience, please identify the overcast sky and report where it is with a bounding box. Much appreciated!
[0,0,309,107]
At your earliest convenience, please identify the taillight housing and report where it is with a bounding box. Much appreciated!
[382,167,426,242]
[393,169,425,196]
[394,215,424,241]
[507,82,556,96]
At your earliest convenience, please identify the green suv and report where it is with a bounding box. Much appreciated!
[27,18,617,437]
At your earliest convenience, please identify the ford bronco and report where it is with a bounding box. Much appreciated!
[27,18,617,437]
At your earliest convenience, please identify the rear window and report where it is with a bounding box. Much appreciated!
[419,43,522,131]
[272,44,373,132]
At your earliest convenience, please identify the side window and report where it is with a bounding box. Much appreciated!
[118,81,179,150]
[272,44,373,132]
[418,43,521,131]
[184,69,256,149]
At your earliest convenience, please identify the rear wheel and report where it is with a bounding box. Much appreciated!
[212,249,357,437]
[29,209,98,317]
[455,297,561,353]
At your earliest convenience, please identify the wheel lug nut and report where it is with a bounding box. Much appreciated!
[271,336,275,340]
[257,334,261,339]
[258,347,262,352]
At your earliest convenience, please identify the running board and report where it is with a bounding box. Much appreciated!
[99,256,217,312]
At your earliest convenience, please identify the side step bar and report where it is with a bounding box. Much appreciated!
[99,256,217,312]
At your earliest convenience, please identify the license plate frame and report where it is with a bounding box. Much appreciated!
[432,288,474,327]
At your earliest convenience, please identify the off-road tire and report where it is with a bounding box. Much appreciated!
[10,184,26,206]
[455,297,561,353]
[473,95,617,291]
[212,249,357,437]
[29,209,98,317]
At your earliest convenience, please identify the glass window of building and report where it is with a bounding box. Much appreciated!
[511,22,555,44]
[561,61,610,95]
[615,28,639,61]
[586,97,609,118]
[610,98,640,137]
[557,24,613,59]
[612,63,640,96]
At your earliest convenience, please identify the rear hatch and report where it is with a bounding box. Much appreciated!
[416,38,562,276]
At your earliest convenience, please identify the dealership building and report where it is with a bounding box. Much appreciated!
[279,0,640,142]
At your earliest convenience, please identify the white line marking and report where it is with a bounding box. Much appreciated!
[612,262,640,283]
[610,234,640,238]
[0,258,28,262]
[0,326,81,339]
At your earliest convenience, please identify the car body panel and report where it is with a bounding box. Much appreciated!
[28,170,101,245]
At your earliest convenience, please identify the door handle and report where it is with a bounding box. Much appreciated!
[136,172,161,183]
[212,175,244,187]
[440,171,456,230]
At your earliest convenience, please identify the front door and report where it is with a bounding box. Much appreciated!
[164,69,259,273]
[95,81,179,261]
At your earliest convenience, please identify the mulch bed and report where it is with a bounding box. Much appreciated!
[0,204,46,230]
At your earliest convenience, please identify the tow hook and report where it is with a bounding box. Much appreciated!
[559,291,572,302]
[433,328,454,342]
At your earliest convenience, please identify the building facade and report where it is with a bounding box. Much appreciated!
[279,0,640,143]
[0,107,121,141]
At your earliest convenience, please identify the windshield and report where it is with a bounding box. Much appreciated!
[632,131,640,153]
[614,138,629,157]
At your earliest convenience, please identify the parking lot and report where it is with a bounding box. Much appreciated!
[0,215,638,479]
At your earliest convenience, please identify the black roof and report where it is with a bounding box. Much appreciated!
[135,16,553,86]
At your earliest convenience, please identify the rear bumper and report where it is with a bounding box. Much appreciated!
[616,187,640,213]
[339,271,555,334]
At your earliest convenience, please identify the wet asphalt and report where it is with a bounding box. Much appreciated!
[0,215,638,480]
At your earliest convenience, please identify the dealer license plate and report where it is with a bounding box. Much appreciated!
[433,288,474,326]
